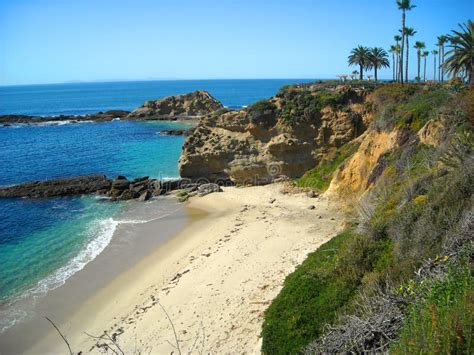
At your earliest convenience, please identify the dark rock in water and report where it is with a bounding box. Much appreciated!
[198,183,222,196]
[161,179,192,192]
[131,176,149,184]
[0,173,199,202]
[112,177,130,190]
[161,129,190,136]
[139,190,152,201]
[0,111,131,124]
[0,175,111,198]
[118,190,139,200]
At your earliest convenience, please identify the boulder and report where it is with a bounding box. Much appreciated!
[139,190,152,201]
[112,177,130,190]
[118,190,139,200]
[197,183,222,196]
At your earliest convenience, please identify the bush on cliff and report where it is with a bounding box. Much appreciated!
[279,89,347,126]
[247,100,277,127]
[391,263,473,354]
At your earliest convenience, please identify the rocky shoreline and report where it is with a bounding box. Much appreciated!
[0,174,222,201]
[0,90,223,125]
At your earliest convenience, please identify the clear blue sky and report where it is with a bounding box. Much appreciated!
[0,0,472,85]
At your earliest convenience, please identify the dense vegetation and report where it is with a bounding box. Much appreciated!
[276,85,350,126]
[261,84,473,354]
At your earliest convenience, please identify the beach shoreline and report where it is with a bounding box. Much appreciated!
[0,196,193,354]
[23,183,343,354]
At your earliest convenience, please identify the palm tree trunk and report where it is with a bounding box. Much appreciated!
[434,56,437,81]
[441,44,445,83]
[438,49,441,82]
[400,12,405,84]
[423,56,427,82]
[359,64,363,81]
[405,36,409,83]
[417,51,421,81]
[396,54,399,81]
[375,66,378,81]
[392,53,395,81]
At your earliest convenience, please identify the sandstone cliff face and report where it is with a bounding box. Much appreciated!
[179,86,371,184]
[128,90,223,119]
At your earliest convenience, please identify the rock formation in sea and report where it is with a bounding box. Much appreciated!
[0,90,223,124]
[179,84,371,184]
[0,175,208,201]
[128,90,224,120]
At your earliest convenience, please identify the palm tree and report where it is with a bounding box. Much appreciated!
[401,27,417,82]
[432,49,439,81]
[422,51,429,82]
[369,47,390,81]
[396,0,416,84]
[351,70,359,80]
[394,35,403,82]
[389,45,397,81]
[348,46,371,81]
[444,20,474,85]
[437,35,448,82]
[414,41,426,81]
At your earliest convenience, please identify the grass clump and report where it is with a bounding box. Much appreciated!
[391,263,473,354]
[297,141,360,191]
[371,84,454,132]
[394,89,452,131]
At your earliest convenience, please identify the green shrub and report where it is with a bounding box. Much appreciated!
[394,89,452,131]
[280,89,346,126]
[391,263,474,354]
[261,231,358,354]
[247,100,277,127]
[261,230,394,354]
[297,141,360,191]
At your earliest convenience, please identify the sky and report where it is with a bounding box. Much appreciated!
[0,0,472,86]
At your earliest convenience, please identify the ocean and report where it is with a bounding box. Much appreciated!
[0,79,314,332]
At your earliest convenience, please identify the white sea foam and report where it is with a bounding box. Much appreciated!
[0,201,183,334]
[0,218,118,333]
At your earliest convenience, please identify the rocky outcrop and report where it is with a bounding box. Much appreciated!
[0,175,197,201]
[128,90,223,120]
[160,129,193,136]
[0,175,112,198]
[1,91,224,125]
[0,110,130,125]
[179,85,371,184]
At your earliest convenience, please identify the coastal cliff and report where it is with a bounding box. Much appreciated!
[179,84,371,184]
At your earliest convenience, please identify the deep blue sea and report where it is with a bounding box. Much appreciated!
[0,79,314,331]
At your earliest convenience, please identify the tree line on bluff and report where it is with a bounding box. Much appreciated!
[345,1,473,85]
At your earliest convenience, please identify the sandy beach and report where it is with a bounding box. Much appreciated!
[26,183,343,354]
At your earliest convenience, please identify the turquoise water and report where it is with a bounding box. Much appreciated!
[0,79,314,332]
[0,120,188,304]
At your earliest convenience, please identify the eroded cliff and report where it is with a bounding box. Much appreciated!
[179,84,372,184]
